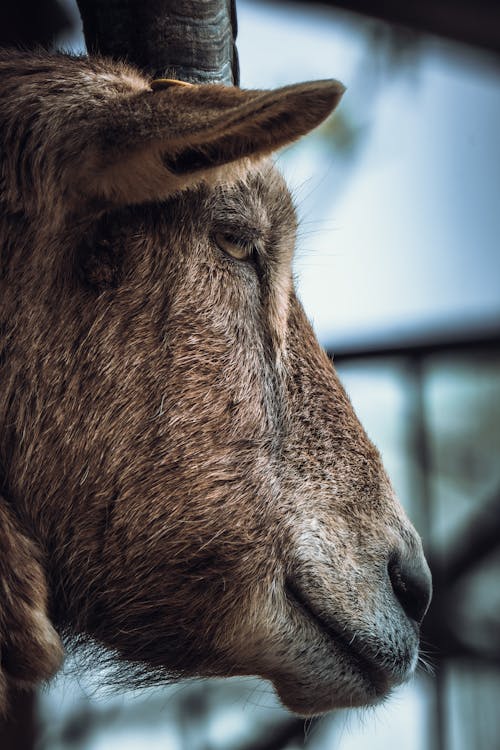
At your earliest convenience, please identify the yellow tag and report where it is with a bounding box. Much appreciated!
[150,78,195,91]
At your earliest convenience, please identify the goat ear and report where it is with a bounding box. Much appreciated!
[0,498,63,713]
[83,79,345,205]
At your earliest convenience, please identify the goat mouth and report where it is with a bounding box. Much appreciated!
[285,579,390,697]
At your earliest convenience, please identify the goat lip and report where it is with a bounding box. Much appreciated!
[285,580,390,696]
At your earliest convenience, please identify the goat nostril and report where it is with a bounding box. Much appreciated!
[388,552,432,625]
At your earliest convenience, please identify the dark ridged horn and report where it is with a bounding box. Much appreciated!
[76,0,239,85]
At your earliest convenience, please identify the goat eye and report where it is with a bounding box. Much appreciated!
[214,232,254,262]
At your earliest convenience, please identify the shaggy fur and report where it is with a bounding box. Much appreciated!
[0,50,431,716]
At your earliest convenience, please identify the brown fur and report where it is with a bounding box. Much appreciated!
[0,50,430,717]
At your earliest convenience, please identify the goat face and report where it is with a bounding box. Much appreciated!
[0,51,431,716]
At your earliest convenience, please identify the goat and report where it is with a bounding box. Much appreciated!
[0,0,431,717]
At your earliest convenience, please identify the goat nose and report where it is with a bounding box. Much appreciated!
[388,551,432,625]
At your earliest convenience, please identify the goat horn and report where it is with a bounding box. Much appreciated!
[76,0,239,86]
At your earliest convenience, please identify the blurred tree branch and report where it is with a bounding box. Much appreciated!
[0,0,73,48]
[272,0,500,55]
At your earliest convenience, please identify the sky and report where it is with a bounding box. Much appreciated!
[235,1,500,349]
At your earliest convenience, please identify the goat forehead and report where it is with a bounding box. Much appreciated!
[207,164,297,241]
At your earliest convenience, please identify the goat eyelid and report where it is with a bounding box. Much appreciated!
[213,231,256,262]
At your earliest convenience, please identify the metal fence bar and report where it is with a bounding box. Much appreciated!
[406,354,447,750]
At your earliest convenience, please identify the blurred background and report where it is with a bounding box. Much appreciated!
[1,0,499,748]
